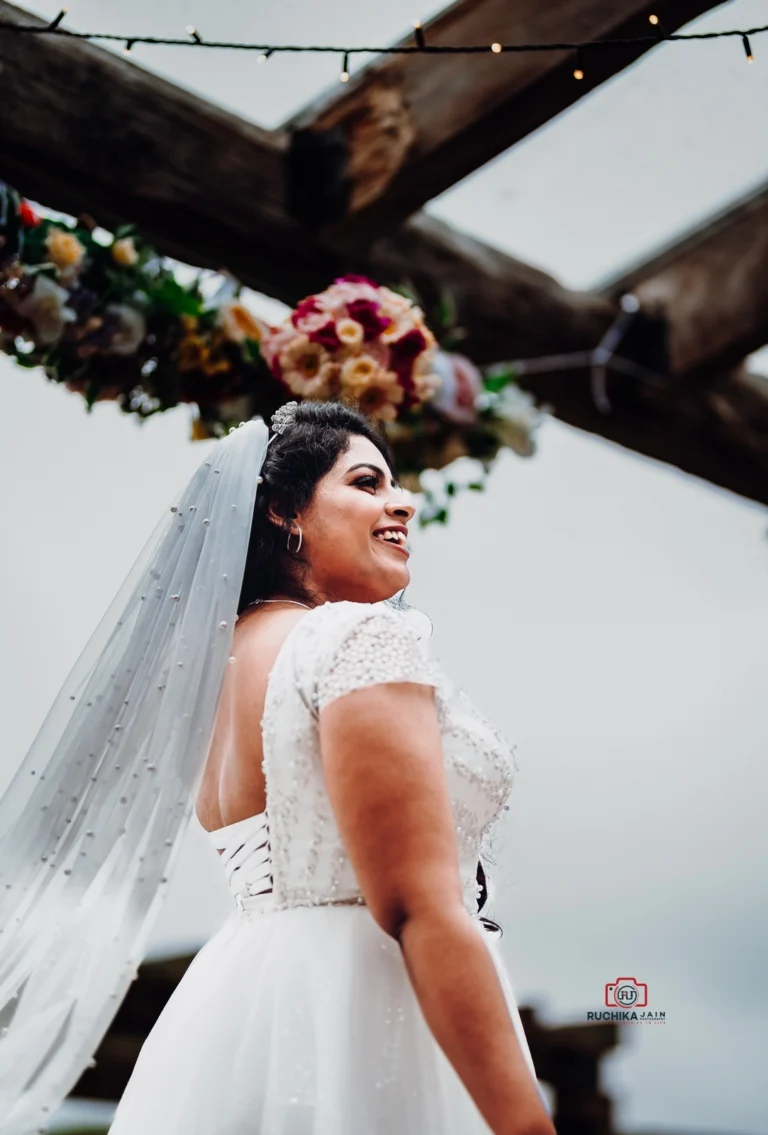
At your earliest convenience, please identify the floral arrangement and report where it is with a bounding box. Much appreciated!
[0,181,548,526]
[261,276,440,421]
[0,180,277,434]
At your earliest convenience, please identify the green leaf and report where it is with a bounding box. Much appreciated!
[113,223,138,240]
[241,336,262,364]
[483,369,516,393]
[145,276,204,317]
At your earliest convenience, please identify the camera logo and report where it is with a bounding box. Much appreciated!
[605,976,648,1008]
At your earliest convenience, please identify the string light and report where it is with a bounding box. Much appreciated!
[257,49,273,64]
[648,13,668,38]
[742,33,754,61]
[123,38,136,56]
[573,47,584,80]
[2,18,764,61]
[340,51,350,82]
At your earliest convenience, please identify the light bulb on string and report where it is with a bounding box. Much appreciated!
[185,25,203,44]
[340,51,350,82]
[257,49,273,64]
[573,48,584,80]
[47,8,67,30]
[124,38,136,56]
[414,20,426,49]
[742,34,754,62]
[491,42,502,54]
[648,13,667,37]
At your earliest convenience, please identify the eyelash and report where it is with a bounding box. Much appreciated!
[354,475,379,490]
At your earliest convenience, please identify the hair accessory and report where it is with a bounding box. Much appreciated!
[270,401,300,434]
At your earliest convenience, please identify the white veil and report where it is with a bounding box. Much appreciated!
[0,417,270,1133]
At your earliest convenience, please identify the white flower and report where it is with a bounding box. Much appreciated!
[104,303,147,356]
[491,383,548,456]
[12,274,77,346]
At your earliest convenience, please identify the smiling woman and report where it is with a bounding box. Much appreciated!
[22,397,551,1135]
[235,399,416,612]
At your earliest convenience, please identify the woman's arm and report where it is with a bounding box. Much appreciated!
[319,681,555,1135]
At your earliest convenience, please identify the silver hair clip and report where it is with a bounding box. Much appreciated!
[270,401,300,434]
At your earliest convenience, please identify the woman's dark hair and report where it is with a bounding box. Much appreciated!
[237,400,400,615]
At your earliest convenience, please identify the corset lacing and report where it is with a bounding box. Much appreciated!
[206,810,276,914]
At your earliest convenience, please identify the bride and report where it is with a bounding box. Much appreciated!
[0,399,553,1135]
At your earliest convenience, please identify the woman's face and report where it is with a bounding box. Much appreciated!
[287,434,415,604]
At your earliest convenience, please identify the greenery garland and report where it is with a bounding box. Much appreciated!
[0,181,548,526]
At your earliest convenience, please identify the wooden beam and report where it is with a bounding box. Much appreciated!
[287,0,721,240]
[602,183,768,377]
[2,3,766,504]
[0,3,338,303]
[367,215,768,507]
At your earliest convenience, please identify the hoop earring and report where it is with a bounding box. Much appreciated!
[286,525,303,554]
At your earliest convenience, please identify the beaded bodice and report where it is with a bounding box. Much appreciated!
[209,601,517,920]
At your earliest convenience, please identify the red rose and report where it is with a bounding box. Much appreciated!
[308,321,341,351]
[291,297,321,328]
[346,299,390,342]
[388,328,426,372]
[334,274,380,289]
[19,200,42,228]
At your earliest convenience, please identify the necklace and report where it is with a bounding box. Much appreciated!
[248,598,314,611]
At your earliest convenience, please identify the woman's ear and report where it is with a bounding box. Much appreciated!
[266,501,289,531]
[266,501,298,532]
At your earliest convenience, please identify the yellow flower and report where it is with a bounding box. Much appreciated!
[336,318,364,347]
[180,314,199,333]
[341,359,404,421]
[111,237,139,266]
[44,229,85,279]
[218,300,265,344]
[340,354,379,389]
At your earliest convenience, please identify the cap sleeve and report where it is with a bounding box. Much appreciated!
[315,606,440,714]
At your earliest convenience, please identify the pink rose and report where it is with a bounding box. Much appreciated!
[429,350,483,424]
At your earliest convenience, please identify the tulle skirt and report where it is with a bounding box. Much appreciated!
[108,903,543,1134]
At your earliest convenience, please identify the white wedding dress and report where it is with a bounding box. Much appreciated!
[107,600,546,1134]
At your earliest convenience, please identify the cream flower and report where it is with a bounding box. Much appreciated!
[44,229,86,280]
[12,274,77,345]
[111,237,139,267]
[340,353,380,389]
[280,335,336,398]
[336,318,364,347]
[281,334,327,378]
[104,304,147,356]
[341,359,404,421]
[378,287,414,315]
[217,300,265,344]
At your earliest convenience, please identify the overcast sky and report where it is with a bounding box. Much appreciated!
[3,1,768,1132]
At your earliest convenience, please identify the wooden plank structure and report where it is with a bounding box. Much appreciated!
[2,0,767,505]
[2,3,766,1128]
